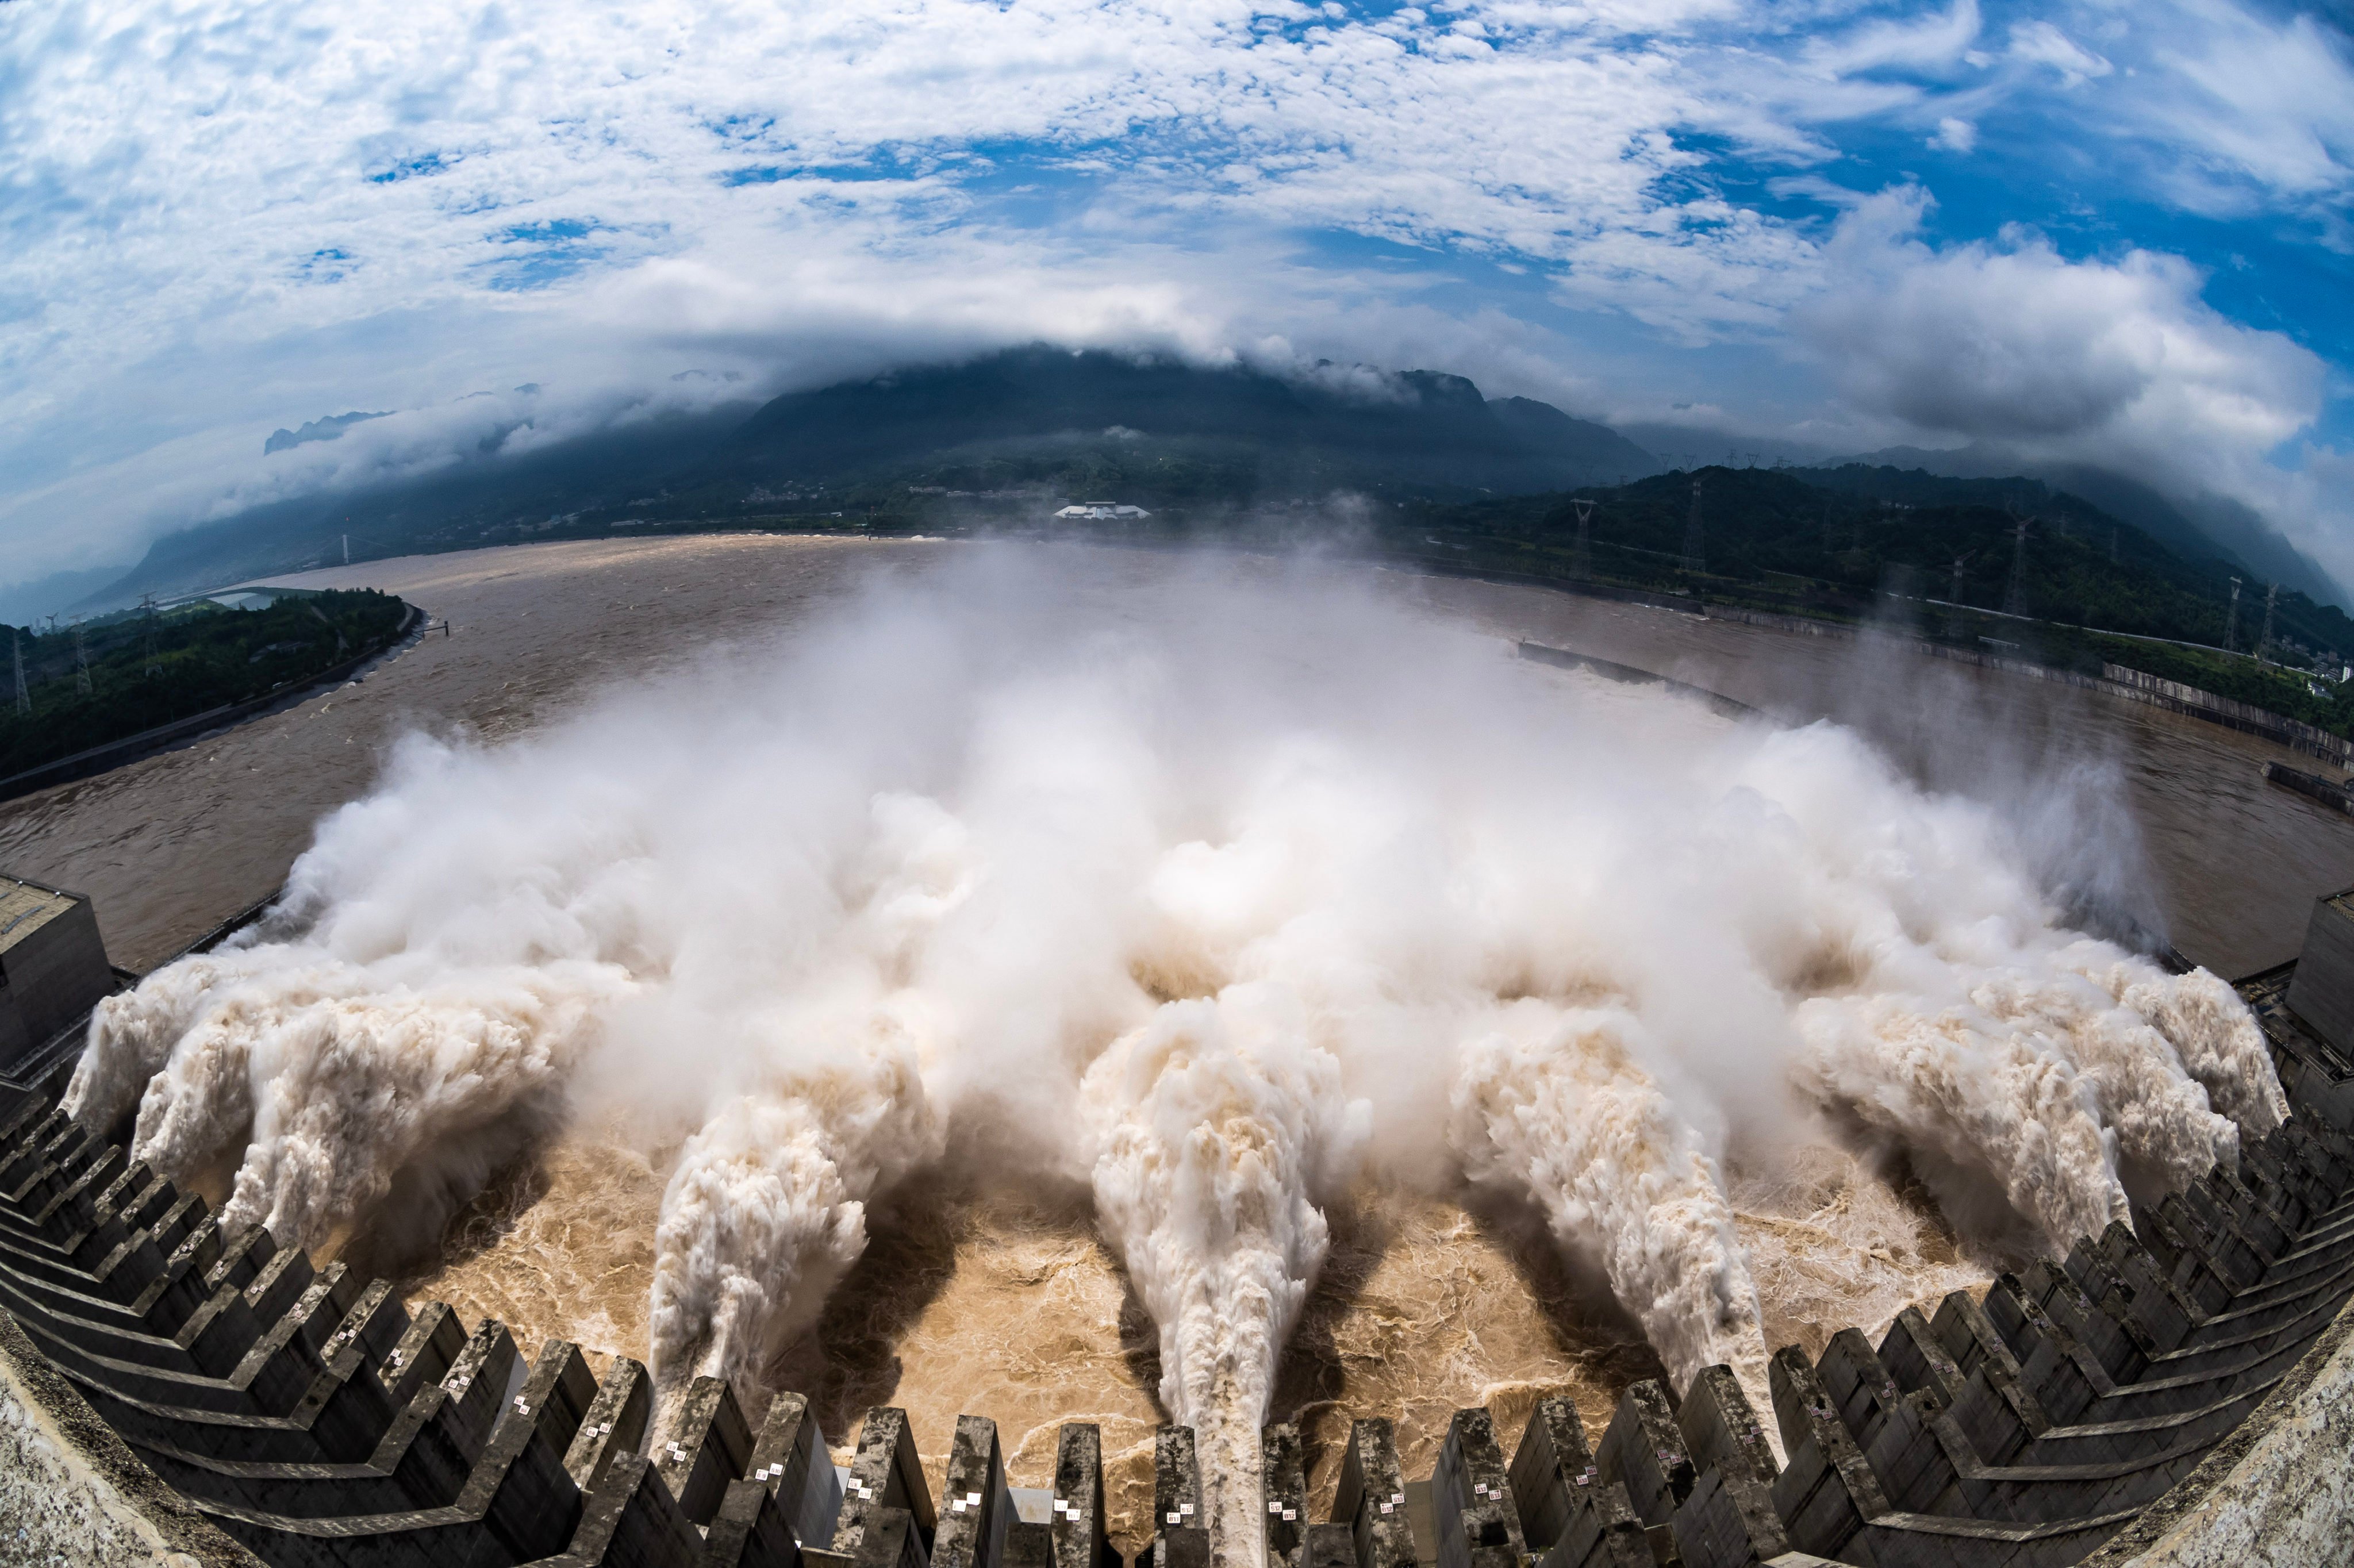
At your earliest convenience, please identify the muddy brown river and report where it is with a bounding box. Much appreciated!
[6,535,2345,1545]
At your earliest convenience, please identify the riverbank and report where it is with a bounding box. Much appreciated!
[0,598,424,804]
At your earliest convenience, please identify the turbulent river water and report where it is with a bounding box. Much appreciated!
[7,536,2345,1554]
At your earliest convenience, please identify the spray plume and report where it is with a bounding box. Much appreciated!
[1084,996,1364,1556]
[1450,1007,1772,1428]
[60,545,2279,1547]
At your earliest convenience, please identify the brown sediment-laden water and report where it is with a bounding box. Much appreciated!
[10,536,2341,1557]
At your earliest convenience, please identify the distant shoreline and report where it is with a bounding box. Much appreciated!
[0,599,424,804]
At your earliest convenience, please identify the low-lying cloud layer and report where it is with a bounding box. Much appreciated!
[0,1,2348,597]
[66,549,2284,1558]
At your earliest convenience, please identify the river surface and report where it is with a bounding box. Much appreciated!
[4,535,2344,1541]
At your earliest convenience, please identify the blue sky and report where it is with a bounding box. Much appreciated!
[1,0,2350,599]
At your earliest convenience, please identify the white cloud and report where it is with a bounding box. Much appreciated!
[1995,2,2354,218]
[2006,20,2111,86]
[0,0,2345,597]
[0,0,1788,586]
[1804,0,1983,78]
[1794,186,2341,577]
[2141,7,2354,209]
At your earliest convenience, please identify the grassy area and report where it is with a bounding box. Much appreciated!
[2,589,410,779]
[2076,634,2348,733]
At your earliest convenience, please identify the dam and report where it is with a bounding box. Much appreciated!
[2,890,2350,1565]
[2,539,2351,1565]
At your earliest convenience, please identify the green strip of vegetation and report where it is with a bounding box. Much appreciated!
[1365,468,2354,740]
[572,471,2354,739]
[1,589,410,781]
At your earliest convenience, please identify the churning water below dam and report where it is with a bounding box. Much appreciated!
[5,535,2345,1557]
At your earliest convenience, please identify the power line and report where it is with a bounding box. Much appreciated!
[2003,514,2030,617]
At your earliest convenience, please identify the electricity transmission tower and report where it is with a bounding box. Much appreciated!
[1682,480,1707,576]
[2224,578,2243,651]
[139,594,160,675]
[2003,514,2030,617]
[1950,551,1975,604]
[73,622,91,695]
[1569,498,1595,580]
[2258,582,2278,662]
[11,629,28,717]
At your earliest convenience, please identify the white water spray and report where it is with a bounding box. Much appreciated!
[1451,1005,1772,1427]
[1084,996,1366,1559]
[62,546,2280,1539]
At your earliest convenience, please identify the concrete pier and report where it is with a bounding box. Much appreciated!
[4,910,2353,1566]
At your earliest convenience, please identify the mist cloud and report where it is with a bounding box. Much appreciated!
[66,547,2282,1554]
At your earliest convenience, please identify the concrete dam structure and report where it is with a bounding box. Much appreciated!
[0,886,2351,1566]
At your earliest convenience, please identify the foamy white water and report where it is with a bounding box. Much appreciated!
[1084,997,1365,1560]
[66,546,2282,1529]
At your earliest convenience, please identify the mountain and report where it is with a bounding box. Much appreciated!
[1399,463,2354,734]
[1839,444,2344,611]
[263,410,391,455]
[76,350,1658,604]
[83,403,759,608]
[717,349,1656,495]
[0,563,141,627]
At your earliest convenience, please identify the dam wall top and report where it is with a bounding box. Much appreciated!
[1,987,2349,1568]
[3,864,2352,1566]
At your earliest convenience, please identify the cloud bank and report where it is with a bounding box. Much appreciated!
[0,1,2348,593]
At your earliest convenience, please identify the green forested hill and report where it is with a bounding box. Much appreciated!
[2,589,409,781]
[1380,464,2354,736]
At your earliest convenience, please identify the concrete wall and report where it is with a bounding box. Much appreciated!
[0,887,114,1074]
[2,978,2350,1568]
[0,1308,258,1568]
[2286,895,2354,1059]
[2097,1299,2354,1568]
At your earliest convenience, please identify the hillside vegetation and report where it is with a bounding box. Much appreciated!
[2,589,409,781]
[87,351,1656,602]
[1376,464,2354,736]
[53,352,2351,741]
